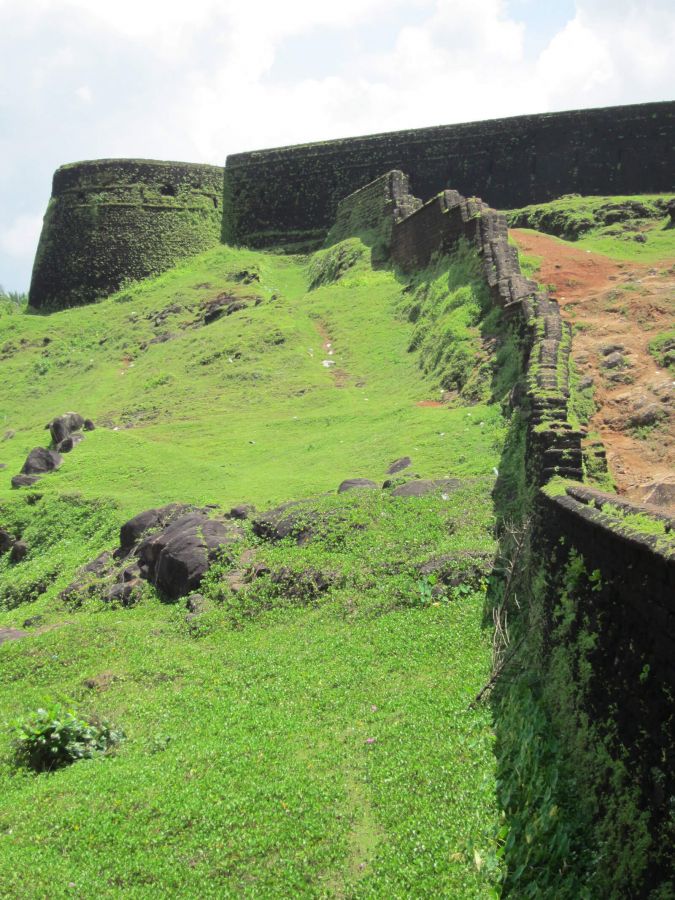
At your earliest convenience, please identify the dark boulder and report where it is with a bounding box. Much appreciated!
[137,512,244,599]
[0,529,14,554]
[391,478,463,498]
[417,551,493,588]
[105,581,142,607]
[21,447,62,475]
[83,551,113,576]
[337,478,379,493]
[229,503,255,520]
[10,540,29,562]
[56,433,84,453]
[252,502,320,544]
[22,614,44,628]
[119,503,190,552]
[11,474,40,489]
[386,456,412,475]
[47,412,84,445]
[83,419,96,431]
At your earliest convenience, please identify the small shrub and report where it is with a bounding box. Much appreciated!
[13,703,124,772]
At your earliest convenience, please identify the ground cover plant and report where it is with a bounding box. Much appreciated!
[506,193,675,263]
[0,237,509,896]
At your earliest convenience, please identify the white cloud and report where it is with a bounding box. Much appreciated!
[0,0,673,289]
[0,214,43,260]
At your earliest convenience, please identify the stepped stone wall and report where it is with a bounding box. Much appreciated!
[227,100,675,248]
[389,184,582,485]
[326,170,422,250]
[29,159,225,309]
[336,168,674,886]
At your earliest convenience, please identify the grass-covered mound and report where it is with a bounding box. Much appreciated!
[506,193,675,262]
[0,237,514,895]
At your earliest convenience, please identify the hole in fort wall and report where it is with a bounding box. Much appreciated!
[160,183,177,197]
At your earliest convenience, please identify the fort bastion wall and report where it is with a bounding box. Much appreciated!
[29,159,225,308]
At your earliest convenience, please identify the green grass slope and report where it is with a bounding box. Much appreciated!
[0,239,511,896]
[506,193,675,263]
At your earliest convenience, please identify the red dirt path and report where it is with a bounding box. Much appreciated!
[512,229,674,507]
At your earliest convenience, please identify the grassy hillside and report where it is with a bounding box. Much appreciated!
[0,238,511,896]
[506,193,675,263]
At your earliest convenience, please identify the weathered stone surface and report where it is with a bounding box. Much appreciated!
[137,512,243,599]
[21,447,62,475]
[10,540,29,562]
[641,480,675,510]
[417,551,493,587]
[0,529,14,554]
[22,614,44,628]
[56,433,85,453]
[628,403,668,428]
[119,504,189,552]
[105,581,141,607]
[601,351,625,369]
[186,593,208,614]
[337,478,379,493]
[391,478,463,498]
[387,456,412,475]
[252,502,320,544]
[229,503,255,520]
[48,412,84,444]
[11,474,40,488]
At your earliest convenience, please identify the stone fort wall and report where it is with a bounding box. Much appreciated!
[226,100,675,248]
[29,159,225,308]
[28,100,675,308]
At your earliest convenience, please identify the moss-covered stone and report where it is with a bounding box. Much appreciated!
[29,159,226,309]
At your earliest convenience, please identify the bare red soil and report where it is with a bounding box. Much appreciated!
[511,229,675,508]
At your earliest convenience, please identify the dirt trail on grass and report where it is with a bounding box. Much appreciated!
[314,320,352,388]
[511,230,675,507]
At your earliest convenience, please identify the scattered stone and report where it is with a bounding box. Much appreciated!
[10,540,29,563]
[0,463,6,470]
[56,433,84,453]
[83,671,119,691]
[628,403,668,428]
[641,480,675,509]
[229,503,255,520]
[3,430,15,441]
[83,551,113,576]
[186,593,209,615]
[601,352,625,370]
[417,551,493,587]
[600,343,624,356]
[47,412,84,445]
[386,456,412,475]
[269,566,336,602]
[21,447,62,475]
[391,478,463,498]
[83,419,95,431]
[252,502,320,545]
[105,581,142,607]
[11,474,40,489]
[0,529,14,554]
[119,504,190,552]
[22,614,44,628]
[337,478,378,493]
[578,376,594,390]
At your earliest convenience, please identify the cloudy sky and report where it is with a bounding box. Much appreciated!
[1,0,673,291]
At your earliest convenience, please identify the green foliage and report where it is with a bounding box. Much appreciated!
[307,237,369,289]
[506,193,675,263]
[12,702,124,772]
[0,236,506,894]
[648,330,675,373]
[400,242,505,403]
